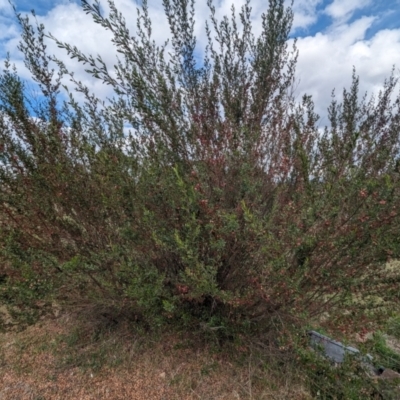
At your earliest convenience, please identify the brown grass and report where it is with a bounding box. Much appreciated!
[0,308,311,400]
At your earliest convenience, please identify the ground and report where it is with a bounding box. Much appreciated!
[0,309,310,400]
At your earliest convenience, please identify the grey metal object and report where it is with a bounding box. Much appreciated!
[308,331,400,381]
[308,330,373,364]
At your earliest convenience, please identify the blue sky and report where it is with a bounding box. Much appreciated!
[294,0,400,39]
[1,0,400,124]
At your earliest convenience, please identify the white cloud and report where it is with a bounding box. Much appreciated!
[325,0,372,22]
[0,0,399,128]
[0,0,12,13]
[0,21,18,41]
[327,15,376,47]
[293,18,400,124]
[290,0,324,30]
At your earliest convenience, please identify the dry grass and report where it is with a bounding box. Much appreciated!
[1,260,398,399]
[0,308,311,400]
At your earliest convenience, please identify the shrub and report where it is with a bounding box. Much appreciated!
[0,0,400,335]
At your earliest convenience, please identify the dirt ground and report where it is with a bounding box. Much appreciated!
[0,311,310,400]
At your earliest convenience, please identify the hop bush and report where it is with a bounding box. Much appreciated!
[1,0,400,335]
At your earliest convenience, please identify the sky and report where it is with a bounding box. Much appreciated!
[0,0,400,125]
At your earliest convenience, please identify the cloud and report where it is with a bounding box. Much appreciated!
[0,0,12,11]
[324,0,372,22]
[290,0,324,30]
[0,0,399,127]
[0,20,18,41]
[294,18,400,124]
[327,15,376,47]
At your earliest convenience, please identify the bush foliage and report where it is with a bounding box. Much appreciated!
[1,0,400,334]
